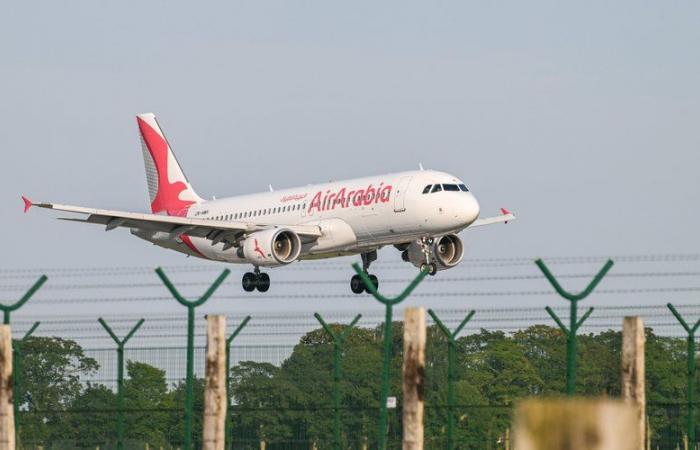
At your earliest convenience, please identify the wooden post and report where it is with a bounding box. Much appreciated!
[0,326,13,450]
[514,399,639,450]
[203,315,226,450]
[402,307,426,450]
[622,316,646,450]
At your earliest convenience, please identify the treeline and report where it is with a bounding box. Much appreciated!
[17,324,692,449]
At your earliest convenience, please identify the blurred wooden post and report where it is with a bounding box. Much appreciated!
[403,307,426,450]
[514,399,640,450]
[0,326,14,450]
[622,316,646,450]
[203,315,226,450]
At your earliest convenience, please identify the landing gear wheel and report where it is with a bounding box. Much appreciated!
[242,272,257,292]
[428,263,438,276]
[368,274,379,291]
[350,274,365,294]
[420,263,438,276]
[256,273,270,292]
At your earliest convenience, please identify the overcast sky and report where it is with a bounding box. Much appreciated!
[1,2,699,328]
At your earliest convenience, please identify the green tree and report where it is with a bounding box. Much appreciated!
[167,376,205,448]
[68,383,117,446]
[124,360,171,447]
[20,336,98,445]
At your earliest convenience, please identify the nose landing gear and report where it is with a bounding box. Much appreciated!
[350,251,380,294]
[242,267,270,292]
[419,237,438,276]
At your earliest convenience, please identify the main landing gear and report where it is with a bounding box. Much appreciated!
[242,267,270,292]
[350,251,380,294]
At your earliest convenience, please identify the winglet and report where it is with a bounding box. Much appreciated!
[500,207,512,224]
[21,196,33,213]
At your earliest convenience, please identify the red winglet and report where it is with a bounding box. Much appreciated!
[21,196,33,213]
[500,207,511,215]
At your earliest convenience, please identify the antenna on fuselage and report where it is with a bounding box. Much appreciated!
[269,184,274,192]
[418,162,424,171]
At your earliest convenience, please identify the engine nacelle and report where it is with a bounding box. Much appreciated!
[404,234,465,271]
[240,228,302,267]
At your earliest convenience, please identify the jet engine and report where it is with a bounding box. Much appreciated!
[403,234,465,272]
[240,228,302,267]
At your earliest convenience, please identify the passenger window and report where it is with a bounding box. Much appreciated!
[422,185,432,194]
[443,184,460,192]
[431,184,442,193]
[459,184,469,192]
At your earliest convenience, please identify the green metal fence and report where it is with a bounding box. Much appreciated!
[13,317,700,449]
[6,256,700,449]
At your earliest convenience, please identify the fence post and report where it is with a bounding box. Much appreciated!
[427,309,475,450]
[0,325,14,450]
[204,315,226,450]
[98,317,145,450]
[667,303,700,447]
[403,307,426,450]
[352,263,428,450]
[13,321,39,441]
[314,313,362,450]
[156,267,230,450]
[225,316,251,450]
[0,276,47,326]
[514,398,639,450]
[621,316,645,450]
[536,258,613,395]
[1,275,46,442]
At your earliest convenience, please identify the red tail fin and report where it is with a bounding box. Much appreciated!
[137,113,202,216]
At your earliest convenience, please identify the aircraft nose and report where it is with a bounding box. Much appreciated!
[464,193,480,226]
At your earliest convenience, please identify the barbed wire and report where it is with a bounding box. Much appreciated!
[1,270,699,292]
[10,286,699,305]
[0,253,699,279]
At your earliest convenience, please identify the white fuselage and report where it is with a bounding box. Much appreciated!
[136,169,480,263]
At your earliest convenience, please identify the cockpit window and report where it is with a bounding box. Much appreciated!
[431,184,442,193]
[443,184,460,192]
[459,184,469,192]
[422,185,432,194]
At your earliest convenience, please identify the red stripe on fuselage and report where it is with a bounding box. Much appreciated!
[180,234,205,258]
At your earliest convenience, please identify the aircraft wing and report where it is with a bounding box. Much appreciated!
[469,208,516,228]
[23,197,322,245]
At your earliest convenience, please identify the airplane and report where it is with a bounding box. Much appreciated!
[23,113,516,293]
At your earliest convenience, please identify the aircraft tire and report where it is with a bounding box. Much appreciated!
[350,275,365,294]
[242,272,257,292]
[256,273,270,292]
[368,274,379,291]
[428,263,438,276]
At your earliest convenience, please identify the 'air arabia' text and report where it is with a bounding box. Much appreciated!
[308,183,393,213]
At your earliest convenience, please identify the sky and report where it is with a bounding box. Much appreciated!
[1,2,700,336]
